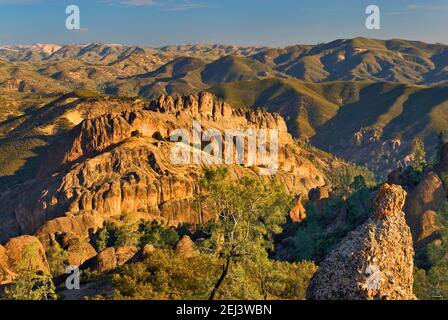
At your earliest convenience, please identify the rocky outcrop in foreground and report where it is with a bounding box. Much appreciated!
[307,184,416,300]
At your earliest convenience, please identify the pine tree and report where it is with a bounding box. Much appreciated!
[412,137,426,170]
[46,240,68,277]
[198,167,292,300]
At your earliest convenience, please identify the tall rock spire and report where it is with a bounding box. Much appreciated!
[307,183,416,300]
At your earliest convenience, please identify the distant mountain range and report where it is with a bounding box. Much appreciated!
[1,37,447,91]
[1,37,447,177]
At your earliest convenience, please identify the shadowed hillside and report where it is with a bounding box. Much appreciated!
[106,55,286,98]
[251,37,448,85]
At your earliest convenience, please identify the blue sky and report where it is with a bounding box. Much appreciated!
[0,0,447,46]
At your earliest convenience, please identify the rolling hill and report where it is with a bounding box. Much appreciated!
[250,37,448,85]
[1,38,448,92]
[106,55,287,98]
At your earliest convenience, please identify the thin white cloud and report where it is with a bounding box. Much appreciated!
[165,1,208,11]
[105,0,207,10]
[102,0,155,6]
[117,0,156,6]
[0,0,40,4]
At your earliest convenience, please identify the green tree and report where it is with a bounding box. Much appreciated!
[414,202,448,299]
[139,222,179,249]
[330,166,374,200]
[412,137,426,165]
[2,244,57,300]
[46,240,69,277]
[197,167,292,300]
[279,171,373,263]
[436,132,445,163]
[95,227,110,252]
[115,224,141,247]
[107,248,317,300]
[110,250,220,300]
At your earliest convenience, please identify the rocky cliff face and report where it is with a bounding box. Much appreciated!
[325,126,411,180]
[387,144,448,249]
[0,92,333,243]
[307,184,416,300]
[404,171,446,248]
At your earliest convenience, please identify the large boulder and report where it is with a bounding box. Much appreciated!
[115,246,138,266]
[4,235,50,275]
[307,184,416,300]
[66,239,97,267]
[35,214,104,247]
[91,247,117,273]
[0,245,15,285]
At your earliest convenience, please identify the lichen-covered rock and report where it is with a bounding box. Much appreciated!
[373,183,406,220]
[307,184,416,300]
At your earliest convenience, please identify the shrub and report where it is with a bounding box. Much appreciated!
[131,130,142,138]
[95,227,110,252]
[115,222,142,248]
[152,131,165,141]
[414,202,448,299]
[107,249,317,300]
[110,250,220,300]
[440,172,448,188]
[73,89,103,99]
[46,241,69,277]
[139,222,180,249]
[92,222,117,250]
